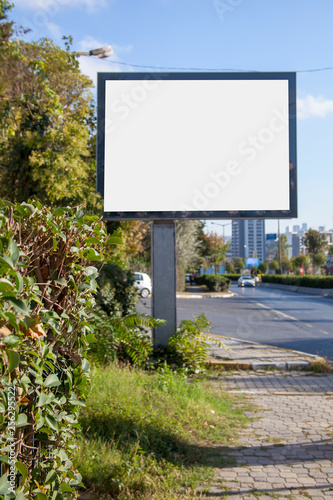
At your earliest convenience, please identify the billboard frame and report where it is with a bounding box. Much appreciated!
[97,72,297,221]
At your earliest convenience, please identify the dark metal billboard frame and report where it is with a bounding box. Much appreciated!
[97,71,297,221]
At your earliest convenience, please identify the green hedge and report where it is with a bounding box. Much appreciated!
[194,274,231,292]
[223,273,242,281]
[261,274,333,289]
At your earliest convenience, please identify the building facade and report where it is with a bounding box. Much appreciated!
[231,220,265,263]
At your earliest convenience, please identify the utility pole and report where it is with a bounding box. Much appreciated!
[278,219,282,273]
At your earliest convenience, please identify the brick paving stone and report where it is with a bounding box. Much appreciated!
[206,370,333,500]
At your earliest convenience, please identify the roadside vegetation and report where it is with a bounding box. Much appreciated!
[74,364,251,500]
[0,4,251,499]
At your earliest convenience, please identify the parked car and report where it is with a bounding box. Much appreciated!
[237,276,256,287]
[134,272,152,297]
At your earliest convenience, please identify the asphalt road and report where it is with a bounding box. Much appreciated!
[137,283,333,360]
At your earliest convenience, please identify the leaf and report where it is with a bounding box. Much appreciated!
[84,248,101,261]
[20,203,37,215]
[14,272,23,293]
[86,333,96,344]
[45,469,57,485]
[2,335,19,346]
[0,278,14,292]
[52,208,65,217]
[36,493,48,500]
[16,414,28,427]
[37,392,53,407]
[36,416,44,430]
[7,349,20,372]
[0,474,10,495]
[45,415,59,431]
[15,461,28,483]
[75,209,85,219]
[15,493,26,500]
[9,240,19,266]
[0,255,15,270]
[2,296,30,316]
[69,398,86,407]
[69,472,82,486]
[82,358,90,373]
[54,278,66,286]
[60,482,75,493]
[44,373,61,388]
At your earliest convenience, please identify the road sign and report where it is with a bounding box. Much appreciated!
[266,233,277,240]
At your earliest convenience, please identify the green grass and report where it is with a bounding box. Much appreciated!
[74,363,251,500]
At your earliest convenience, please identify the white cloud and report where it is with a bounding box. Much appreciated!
[297,95,333,120]
[14,0,107,12]
[45,21,62,40]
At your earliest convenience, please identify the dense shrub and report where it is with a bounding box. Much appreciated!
[96,263,137,317]
[261,274,333,288]
[0,200,111,499]
[223,273,242,282]
[194,274,231,292]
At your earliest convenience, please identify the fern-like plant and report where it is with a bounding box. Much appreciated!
[90,309,165,366]
[166,313,223,371]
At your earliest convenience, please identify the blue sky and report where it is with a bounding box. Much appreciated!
[11,0,333,236]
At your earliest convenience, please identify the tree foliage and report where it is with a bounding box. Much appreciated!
[176,220,203,290]
[291,254,310,274]
[234,257,245,273]
[200,230,229,274]
[0,199,112,498]
[304,229,328,262]
[0,7,99,210]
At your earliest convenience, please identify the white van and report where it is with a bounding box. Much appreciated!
[134,272,152,298]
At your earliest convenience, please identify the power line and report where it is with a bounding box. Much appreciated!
[108,60,333,74]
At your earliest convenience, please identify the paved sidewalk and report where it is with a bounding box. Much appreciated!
[207,336,322,371]
[203,370,333,499]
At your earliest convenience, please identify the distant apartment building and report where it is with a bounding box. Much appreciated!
[231,220,265,263]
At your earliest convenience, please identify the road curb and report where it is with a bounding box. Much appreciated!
[176,291,235,299]
[205,334,325,371]
[205,359,318,371]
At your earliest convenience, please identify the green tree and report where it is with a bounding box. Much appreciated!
[275,234,289,264]
[269,259,279,273]
[280,256,290,274]
[201,231,229,274]
[304,229,328,273]
[176,220,203,290]
[226,261,235,274]
[0,0,13,44]
[291,254,310,274]
[312,253,327,274]
[0,8,99,210]
[234,257,245,273]
[258,261,268,274]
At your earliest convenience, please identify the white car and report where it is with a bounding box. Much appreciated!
[238,276,256,287]
[134,272,152,298]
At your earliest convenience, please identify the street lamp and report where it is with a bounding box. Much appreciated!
[211,221,232,242]
[211,222,232,274]
[74,45,113,59]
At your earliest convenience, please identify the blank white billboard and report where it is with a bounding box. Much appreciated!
[98,73,297,219]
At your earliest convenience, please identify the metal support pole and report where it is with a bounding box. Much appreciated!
[151,221,177,347]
